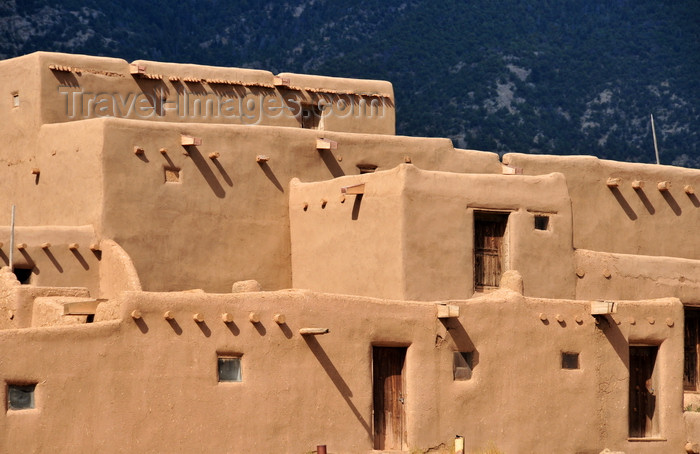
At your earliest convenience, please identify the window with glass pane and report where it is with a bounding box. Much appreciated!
[218,357,242,382]
[8,384,35,410]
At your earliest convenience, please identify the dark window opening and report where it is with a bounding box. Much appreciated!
[453,351,473,380]
[357,164,377,174]
[685,308,700,391]
[86,314,95,323]
[562,352,579,369]
[7,384,35,410]
[13,268,32,285]
[217,356,241,382]
[629,346,659,438]
[474,212,508,291]
[300,104,322,129]
[534,215,549,230]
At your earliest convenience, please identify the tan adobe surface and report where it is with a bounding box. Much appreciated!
[0,52,699,453]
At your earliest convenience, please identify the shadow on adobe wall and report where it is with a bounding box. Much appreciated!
[689,192,700,208]
[600,316,627,367]
[442,318,480,370]
[609,187,637,221]
[303,335,372,437]
[185,145,226,198]
[633,187,655,215]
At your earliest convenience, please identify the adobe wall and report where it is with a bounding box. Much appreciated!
[441,294,685,454]
[0,116,105,294]
[401,166,575,300]
[0,120,104,229]
[92,119,499,293]
[504,153,700,260]
[291,165,575,301]
[0,52,43,163]
[97,239,142,300]
[0,265,91,330]
[0,53,45,224]
[1,52,395,135]
[0,226,100,296]
[0,53,502,293]
[0,289,685,453]
[290,168,406,300]
[0,221,144,304]
[575,249,700,303]
[276,72,395,134]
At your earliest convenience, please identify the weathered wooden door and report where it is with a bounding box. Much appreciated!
[474,212,508,290]
[373,347,406,450]
[685,308,700,390]
[629,346,658,437]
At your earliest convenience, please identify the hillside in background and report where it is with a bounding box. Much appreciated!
[1,0,698,167]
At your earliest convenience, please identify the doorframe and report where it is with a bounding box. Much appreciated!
[628,344,661,439]
[472,210,511,292]
[371,344,408,451]
[683,306,700,391]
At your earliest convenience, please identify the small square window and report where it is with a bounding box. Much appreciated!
[7,384,35,410]
[164,166,181,183]
[534,215,549,230]
[562,352,579,369]
[453,351,473,380]
[218,356,241,382]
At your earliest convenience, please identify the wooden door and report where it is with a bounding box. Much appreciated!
[629,346,658,437]
[373,347,406,450]
[685,308,700,390]
[474,212,508,290]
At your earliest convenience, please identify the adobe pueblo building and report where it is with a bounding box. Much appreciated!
[0,52,699,453]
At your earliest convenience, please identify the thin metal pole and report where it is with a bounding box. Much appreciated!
[9,204,15,271]
[651,114,660,165]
